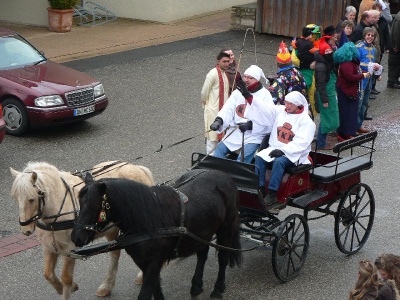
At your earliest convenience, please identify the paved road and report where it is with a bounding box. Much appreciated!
[0,31,399,299]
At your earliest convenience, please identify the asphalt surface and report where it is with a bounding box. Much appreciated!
[0,30,400,299]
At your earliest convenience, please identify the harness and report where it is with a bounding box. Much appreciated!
[20,177,79,231]
[72,170,260,260]
[20,161,132,231]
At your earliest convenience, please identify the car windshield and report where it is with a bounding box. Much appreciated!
[0,35,46,70]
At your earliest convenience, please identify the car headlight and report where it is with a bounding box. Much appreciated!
[94,84,105,98]
[34,95,64,107]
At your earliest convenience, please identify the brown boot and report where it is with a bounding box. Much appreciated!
[261,190,283,213]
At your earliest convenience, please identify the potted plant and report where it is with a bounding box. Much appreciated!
[47,0,78,33]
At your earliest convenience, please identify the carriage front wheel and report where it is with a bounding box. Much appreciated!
[271,214,309,282]
[334,183,375,255]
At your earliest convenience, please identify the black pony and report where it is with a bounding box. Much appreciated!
[71,169,242,300]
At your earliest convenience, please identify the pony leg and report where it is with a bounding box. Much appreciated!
[43,249,63,294]
[210,250,228,299]
[60,256,78,300]
[190,247,209,299]
[134,261,167,286]
[138,264,165,300]
[96,249,121,296]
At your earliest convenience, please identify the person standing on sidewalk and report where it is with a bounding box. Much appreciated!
[352,11,375,43]
[370,5,391,96]
[357,0,375,23]
[314,36,339,150]
[268,41,308,105]
[349,260,398,300]
[201,52,230,154]
[387,11,400,89]
[334,42,370,141]
[220,48,241,95]
[356,27,383,134]
[336,5,357,34]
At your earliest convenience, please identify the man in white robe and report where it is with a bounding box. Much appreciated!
[209,65,274,163]
[201,52,230,154]
[243,91,316,211]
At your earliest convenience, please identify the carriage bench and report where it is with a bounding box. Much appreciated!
[310,131,377,183]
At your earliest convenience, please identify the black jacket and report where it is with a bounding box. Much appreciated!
[314,52,334,104]
[351,20,368,44]
[296,38,315,69]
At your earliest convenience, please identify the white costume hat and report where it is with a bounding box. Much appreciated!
[244,65,266,81]
[285,91,309,113]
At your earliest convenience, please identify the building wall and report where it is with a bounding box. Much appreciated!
[92,0,253,22]
[0,1,49,26]
[0,0,253,26]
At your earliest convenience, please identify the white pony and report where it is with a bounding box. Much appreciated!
[10,161,153,300]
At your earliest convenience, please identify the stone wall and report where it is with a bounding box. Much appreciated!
[230,2,257,31]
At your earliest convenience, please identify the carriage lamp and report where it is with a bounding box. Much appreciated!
[93,84,105,98]
[34,95,64,107]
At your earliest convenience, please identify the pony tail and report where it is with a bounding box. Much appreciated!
[215,183,242,268]
[227,220,243,268]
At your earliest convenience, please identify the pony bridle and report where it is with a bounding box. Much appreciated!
[74,194,113,233]
[19,177,79,227]
[19,190,45,226]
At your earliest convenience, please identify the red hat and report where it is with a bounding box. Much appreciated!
[319,37,332,55]
[276,41,291,64]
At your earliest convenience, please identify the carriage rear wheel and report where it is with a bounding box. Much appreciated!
[334,183,375,255]
[271,214,309,282]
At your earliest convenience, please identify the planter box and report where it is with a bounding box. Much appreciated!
[48,8,74,33]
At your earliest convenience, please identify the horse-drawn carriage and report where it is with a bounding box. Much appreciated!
[10,130,377,299]
[70,130,376,284]
[191,130,377,281]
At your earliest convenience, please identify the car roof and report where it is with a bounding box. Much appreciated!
[0,27,17,38]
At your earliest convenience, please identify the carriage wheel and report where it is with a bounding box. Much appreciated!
[271,214,309,282]
[334,183,375,255]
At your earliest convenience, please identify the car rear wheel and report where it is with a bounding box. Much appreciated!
[2,98,29,136]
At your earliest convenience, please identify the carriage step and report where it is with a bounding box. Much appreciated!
[291,189,328,208]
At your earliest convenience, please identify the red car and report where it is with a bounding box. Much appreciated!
[0,27,108,136]
[0,104,5,143]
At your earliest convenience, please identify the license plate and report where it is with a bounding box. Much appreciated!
[74,105,95,116]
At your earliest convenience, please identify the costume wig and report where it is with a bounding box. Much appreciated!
[333,42,359,64]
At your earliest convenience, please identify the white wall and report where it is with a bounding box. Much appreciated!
[93,0,255,22]
[0,0,49,26]
[0,0,254,26]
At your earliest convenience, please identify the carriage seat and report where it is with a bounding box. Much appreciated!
[311,131,377,183]
[265,162,312,174]
[310,156,372,183]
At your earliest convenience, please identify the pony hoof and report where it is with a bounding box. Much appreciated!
[210,291,223,299]
[134,271,143,285]
[72,282,79,293]
[191,292,204,300]
[95,289,111,297]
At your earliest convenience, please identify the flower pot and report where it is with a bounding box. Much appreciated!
[47,7,74,33]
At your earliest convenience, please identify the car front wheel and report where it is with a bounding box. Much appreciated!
[2,98,29,136]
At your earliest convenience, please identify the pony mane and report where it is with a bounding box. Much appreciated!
[96,179,181,236]
[11,161,62,199]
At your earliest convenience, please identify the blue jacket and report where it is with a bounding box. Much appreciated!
[356,40,376,89]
